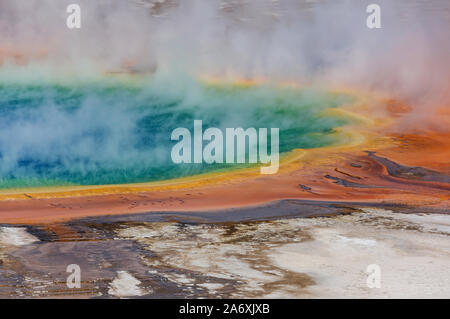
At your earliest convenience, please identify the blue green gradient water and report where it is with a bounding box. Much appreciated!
[0,78,352,189]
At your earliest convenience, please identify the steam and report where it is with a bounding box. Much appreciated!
[1,0,448,124]
[0,0,448,186]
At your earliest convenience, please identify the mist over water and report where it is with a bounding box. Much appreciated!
[1,1,448,94]
[0,0,448,187]
[0,78,351,188]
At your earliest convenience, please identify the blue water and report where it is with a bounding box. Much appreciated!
[0,79,352,188]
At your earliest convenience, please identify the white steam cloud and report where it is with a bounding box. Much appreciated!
[0,0,448,130]
[0,0,448,186]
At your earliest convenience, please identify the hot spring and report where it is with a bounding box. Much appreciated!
[0,75,353,189]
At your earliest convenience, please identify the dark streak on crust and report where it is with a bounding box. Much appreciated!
[367,151,450,184]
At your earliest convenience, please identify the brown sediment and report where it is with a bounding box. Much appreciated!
[384,98,413,115]
[0,46,47,66]
[2,205,449,298]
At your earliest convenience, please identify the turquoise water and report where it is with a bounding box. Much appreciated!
[0,79,352,188]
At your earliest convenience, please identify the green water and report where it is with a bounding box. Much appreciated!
[0,78,352,188]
